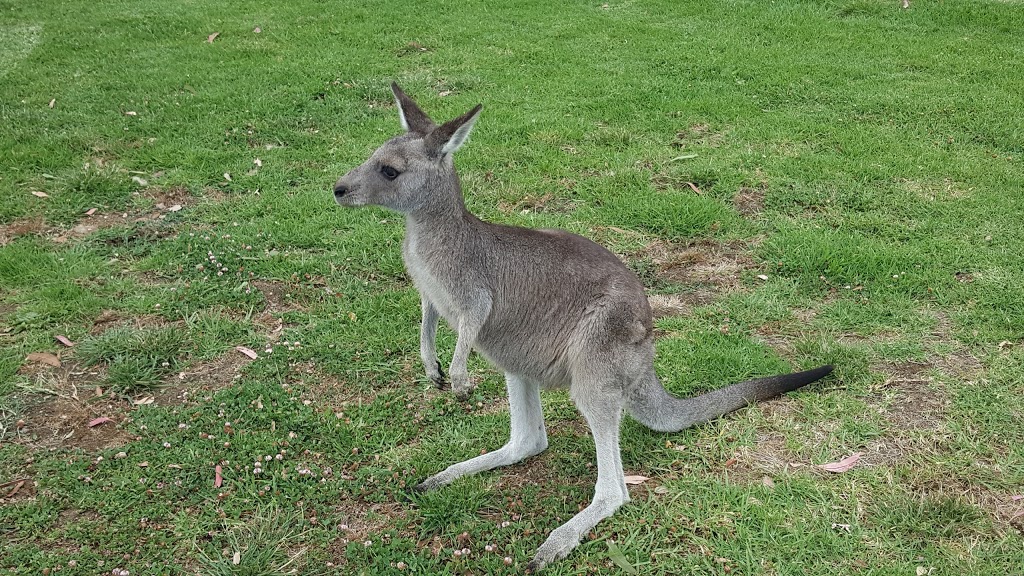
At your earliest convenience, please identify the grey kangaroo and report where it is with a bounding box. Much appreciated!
[332,83,833,571]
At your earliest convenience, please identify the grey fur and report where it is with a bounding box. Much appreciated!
[332,83,834,571]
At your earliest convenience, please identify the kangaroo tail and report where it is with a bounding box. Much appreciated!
[626,365,834,433]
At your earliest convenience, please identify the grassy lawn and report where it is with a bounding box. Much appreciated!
[2,0,1022,573]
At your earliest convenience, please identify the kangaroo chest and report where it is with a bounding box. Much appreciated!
[402,227,466,325]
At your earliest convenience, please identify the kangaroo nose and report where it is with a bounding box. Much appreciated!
[333,183,348,198]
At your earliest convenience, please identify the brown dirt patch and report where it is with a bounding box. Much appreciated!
[12,361,133,453]
[151,351,254,407]
[672,123,727,149]
[0,216,50,246]
[733,184,766,217]
[1,185,207,247]
[640,240,754,290]
[634,240,756,318]
[872,361,946,432]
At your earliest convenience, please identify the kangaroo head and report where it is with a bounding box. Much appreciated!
[333,83,482,214]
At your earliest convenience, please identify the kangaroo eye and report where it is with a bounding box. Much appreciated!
[380,165,400,180]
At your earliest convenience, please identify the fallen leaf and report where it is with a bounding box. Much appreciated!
[88,417,114,427]
[253,26,262,33]
[124,110,138,117]
[48,98,55,108]
[685,182,702,194]
[253,158,262,167]
[762,476,775,488]
[84,208,97,216]
[133,396,155,405]
[724,458,737,468]
[623,475,650,485]
[902,0,910,8]
[438,90,452,97]
[223,172,232,182]
[167,204,183,212]
[818,452,863,473]
[215,464,223,488]
[167,464,182,469]
[757,274,769,281]
[4,480,25,498]
[235,346,259,360]
[232,550,240,565]
[26,352,61,367]
[653,485,669,494]
[1011,495,1023,501]
[131,176,148,186]
[138,461,149,468]
[55,335,75,347]
[606,540,638,575]
[831,522,851,532]
[207,32,220,43]
[31,191,49,198]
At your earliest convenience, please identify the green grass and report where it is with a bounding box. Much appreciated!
[2,0,1023,574]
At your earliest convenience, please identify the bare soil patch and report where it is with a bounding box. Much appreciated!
[634,240,756,318]
[151,351,254,407]
[12,361,133,453]
[733,184,766,217]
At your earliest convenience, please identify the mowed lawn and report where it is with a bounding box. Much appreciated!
[1,0,1022,574]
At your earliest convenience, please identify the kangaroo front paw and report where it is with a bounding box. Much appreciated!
[450,372,475,400]
[528,527,581,572]
[425,360,448,389]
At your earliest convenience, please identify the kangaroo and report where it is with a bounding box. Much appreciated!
[331,83,834,571]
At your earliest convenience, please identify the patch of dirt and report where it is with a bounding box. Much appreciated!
[332,500,408,542]
[733,184,766,217]
[872,361,946,432]
[251,280,313,339]
[901,178,973,201]
[672,123,727,149]
[927,311,983,379]
[0,215,49,246]
[633,240,756,318]
[151,351,254,407]
[12,361,133,453]
[1,185,204,247]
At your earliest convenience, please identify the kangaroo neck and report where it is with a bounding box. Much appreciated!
[404,168,476,234]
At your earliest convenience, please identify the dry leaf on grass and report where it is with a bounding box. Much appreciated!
[26,352,61,367]
[623,475,650,485]
[207,32,219,43]
[215,464,223,488]
[167,204,182,212]
[818,452,863,473]
[4,480,26,498]
[48,99,55,108]
[686,182,702,194]
[131,176,147,186]
[235,346,259,360]
[84,208,97,216]
[88,417,114,428]
[31,191,49,198]
[133,396,155,405]
[55,335,75,347]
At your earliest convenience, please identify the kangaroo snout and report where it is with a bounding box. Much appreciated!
[333,178,353,206]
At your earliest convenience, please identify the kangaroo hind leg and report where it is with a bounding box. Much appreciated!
[529,376,628,571]
[416,373,547,491]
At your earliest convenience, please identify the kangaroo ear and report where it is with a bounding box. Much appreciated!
[425,104,482,158]
[391,83,436,135]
